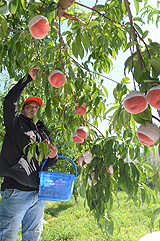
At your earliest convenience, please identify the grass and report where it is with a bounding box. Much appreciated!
[1,190,159,240]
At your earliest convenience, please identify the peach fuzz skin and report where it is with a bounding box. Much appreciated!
[137,132,154,146]
[50,73,65,88]
[75,106,87,115]
[72,136,83,143]
[124,96,147,114]
[30,19,50,38]
[77,129,87,139]
[147,89,160,109]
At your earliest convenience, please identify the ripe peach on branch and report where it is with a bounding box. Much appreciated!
[29,15,50,39]
[147,85,160,109]
[48,70,66,88]
[72,132,84,143]
[137,122,160,146]
[76,126,89,139]
[77,155,84,166]
[75,103,87,115]
[83,150,93,164]
[123,91,148,114]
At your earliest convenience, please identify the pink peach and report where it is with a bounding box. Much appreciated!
[147,85,160,109]
[48,70,65,88]
[72,132,84,143]
[123,91,148,114]
[75,103,87,115]
[29,15,50,39]
[137,122,160,146]
[76,126,89,139]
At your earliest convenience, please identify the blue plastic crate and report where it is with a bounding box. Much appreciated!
[39,156,77,202]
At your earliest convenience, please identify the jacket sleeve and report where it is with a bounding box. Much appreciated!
[42,155,58,171]
[47,155,58,167]
[3,74,33,136]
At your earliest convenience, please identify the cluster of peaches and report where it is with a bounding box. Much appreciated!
[28,15,99,169]
[29,15,66,87]
[78,150,113,183]
[123,86,160,146]
[28,15,89,140]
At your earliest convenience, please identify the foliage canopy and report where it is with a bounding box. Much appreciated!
[0,0,160,237]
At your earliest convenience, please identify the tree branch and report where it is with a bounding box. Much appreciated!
[68,54,119,84]
[63,11,87,26]
[124,0,144,70]
[83,119,105,137]
[53,20,120,85]
[75,1,131,32]
[152,115,160,122]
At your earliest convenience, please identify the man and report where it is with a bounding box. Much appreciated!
[0,67,58,241]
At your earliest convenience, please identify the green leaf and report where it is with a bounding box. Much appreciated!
[87,21,99,29]
[27,150,32,163]
[94,5,105,11]
[102,85,108,98]
[45,98,52,121]
[134,0,139,15]
[20,0,25,9]
[149,58,160,71]
[72,41,78,59]
[132,113,146,124]
[78,42,84,59]
[9,0,18,14]
[129,145,134,160]
[138,108,152,122]
[151,208,160,230]
[142,30,149,39]
[94,96,100,106]
[38,142,48,162]
[28,3,39,13]
[79,182,86,198]
[0,4,9,15]
[134,23,143,36]
[0,15,7,34]
[143,79,160,83]
[81,32,90,53]
[124,41,137,52]
[27,143,38,163]
[105,105,119,115]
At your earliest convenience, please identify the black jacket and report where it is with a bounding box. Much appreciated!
[0,74,58,191]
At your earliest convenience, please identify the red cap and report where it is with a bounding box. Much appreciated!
[22,97,43,108]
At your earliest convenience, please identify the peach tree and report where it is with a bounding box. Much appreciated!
[0,0,160,237]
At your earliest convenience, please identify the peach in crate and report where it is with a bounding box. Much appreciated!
[137,122,160,146]
[29,15,50,39]
[123,90,148,114]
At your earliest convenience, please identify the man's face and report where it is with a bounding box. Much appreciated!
[23,101,40,119]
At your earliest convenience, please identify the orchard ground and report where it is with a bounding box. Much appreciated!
[0,190,158,241]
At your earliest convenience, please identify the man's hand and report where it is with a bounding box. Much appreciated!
[48,143,58,159]
[28,66,39,80]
